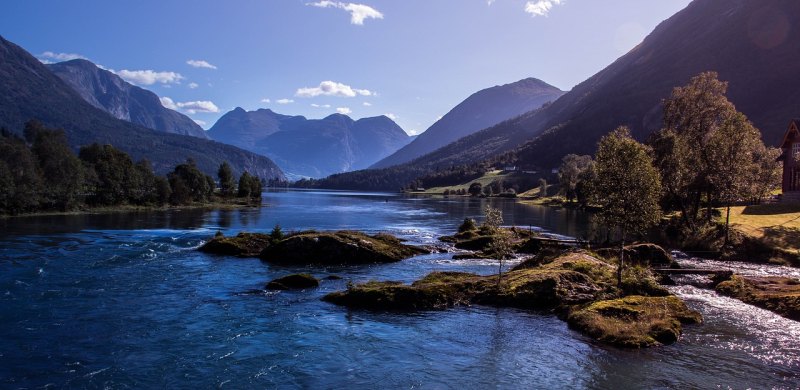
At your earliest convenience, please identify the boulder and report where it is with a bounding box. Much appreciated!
[596,243,674,266]
[266,274,320,290]
[199,232,272,257]
[260,231,429,265]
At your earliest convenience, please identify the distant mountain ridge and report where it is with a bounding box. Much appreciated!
[371,77,564,168]
[208,108,413,178]
[0,35,284,180]
[48,59,209,139]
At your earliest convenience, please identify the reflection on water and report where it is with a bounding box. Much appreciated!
[0,190,798,388]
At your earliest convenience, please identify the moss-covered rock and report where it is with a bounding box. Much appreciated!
[260,230,429,265]
[198,232,273,257]
[715,275,800,321]
[566,295,702,348]
[596,243,675,267]
[323,265,602,312]
[324,250,697,348]
[266,274,320,290]
[439,227,538,258]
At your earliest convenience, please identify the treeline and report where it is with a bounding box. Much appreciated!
[555,72,781,239]
[0,121,266,215]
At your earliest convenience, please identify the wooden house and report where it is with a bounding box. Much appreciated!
[779,119,800,203]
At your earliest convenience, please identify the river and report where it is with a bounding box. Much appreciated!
[1,189,798,388]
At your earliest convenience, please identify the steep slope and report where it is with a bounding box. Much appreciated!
[208,109,412,179]
[48,59,209,139]
[416,0,800,170]
[0,35,284,180]
[371,77,564,168]
[309,0,800,190]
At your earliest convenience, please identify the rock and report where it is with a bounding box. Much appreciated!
[715,275,800,321]
[323,265,602,312]
[198,232,273,257]
[596,243,674,266]
[324,275,343,280]
[260,230,429,265]
[440,227,538,257]
[324,250,694,348]
[566,295,702,348]
[266,274,320,290]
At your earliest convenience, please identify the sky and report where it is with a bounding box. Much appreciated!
[2,0,692,135]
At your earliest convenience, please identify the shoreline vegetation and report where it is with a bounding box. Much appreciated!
[0,121,274,217]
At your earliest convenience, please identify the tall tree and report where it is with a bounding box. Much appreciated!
[591,127,663,286]
[26,121,83,211]
[558,154,594,202]
[218,162,236,198]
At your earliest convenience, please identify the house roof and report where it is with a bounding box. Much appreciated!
[780,119,800,149]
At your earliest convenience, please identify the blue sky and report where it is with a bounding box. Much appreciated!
[2,0,691,135]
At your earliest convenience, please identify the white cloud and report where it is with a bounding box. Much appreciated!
[160,97,178,110]
[336,107,352,115]
[116,69,184,86]
[188,82,199,89]
[296,80,373,98]
[308,1,383,25]
[261,98,271,103]
[40,51,88,62]
[159,97,219,114]
[277,98,294,104]
[193,119,207,127]
[186,59,217,69]
[311,103,332,108]
[362,102,372,107]
[407,129,420,136]
[524,0,564,17]
[385,113,398,120]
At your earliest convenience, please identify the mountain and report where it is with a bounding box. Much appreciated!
[309,0,800,190]
[48,59,209,139]
[208,109,413,178]
[0,35,284,181]
[371,77,564,169]
[207,107,305,151]
[411,0,800,171]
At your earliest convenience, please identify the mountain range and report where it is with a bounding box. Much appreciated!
[48,59,209,139]
[208,108,413,179]
[0,35,284,181]
[371,77,564,169]
[310,0,800,189]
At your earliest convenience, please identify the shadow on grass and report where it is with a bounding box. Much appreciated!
[761,226,800,250]
[742,203,800,215]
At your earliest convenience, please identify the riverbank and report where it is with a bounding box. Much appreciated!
[0,197,263,219]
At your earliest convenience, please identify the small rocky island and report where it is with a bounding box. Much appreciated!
[199,229,429,265]
[198,220,800,347]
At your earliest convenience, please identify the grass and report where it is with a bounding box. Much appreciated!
[412,170,537,195]
[723,203,800,254]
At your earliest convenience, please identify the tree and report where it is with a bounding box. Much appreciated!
[169,159,211,203]
[705,112,779,245]
[483,205,513,285]
[558,154,594,202]
[218,162,236,198]
[651,72,737,230]
[27,122,84,211]
[538,178,548,198]
[238,171,254,198]
[79,143,136,206]
[468,182,482,197]
[0,133,41,214]
[590,127,663,287]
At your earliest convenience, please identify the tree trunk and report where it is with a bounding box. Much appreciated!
[724,205,731,248]
[617,231,625,288]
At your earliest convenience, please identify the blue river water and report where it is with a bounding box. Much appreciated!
[1,189,799,388]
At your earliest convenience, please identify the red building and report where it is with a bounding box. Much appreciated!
[779,119,800,203]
